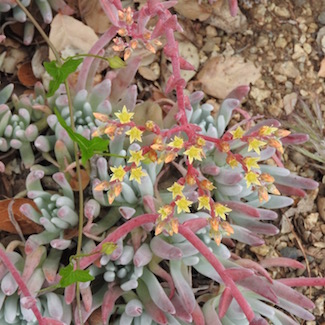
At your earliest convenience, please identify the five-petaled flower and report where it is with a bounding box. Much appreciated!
[175,197,192,214]
[110,166,126,182]
[158,205,173,220]
[184,146,204,164]
[130,166,147,184]
[231,126,245,139]
[244,171,261,188]
[247,138,267,155]
[126,126,143,143]
[214,203,232,220]
[259,125,278,136]
[168,136,184,149]
[244,156,260,171]
[198,195,211,211]
[167,182,184,199]
[128,150,145,166]
[115,106,134,124]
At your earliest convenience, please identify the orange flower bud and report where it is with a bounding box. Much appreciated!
[260,173,274,183]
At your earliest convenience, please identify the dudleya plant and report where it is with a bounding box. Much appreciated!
[0,0,73,45]
[0,0,324,324]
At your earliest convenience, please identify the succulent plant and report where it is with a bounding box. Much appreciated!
[1,0,73,45]
[0,243,71,325]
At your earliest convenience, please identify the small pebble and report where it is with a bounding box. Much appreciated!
[319,11,325,25]
[274,6,290,19]
[280,246,303,259]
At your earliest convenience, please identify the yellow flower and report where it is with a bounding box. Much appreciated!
[200,179,215,191]
[198,195,211,211]
[259,125,278,136]
[110,166,126,182]
[158,205,173,220]
[196,137,206,147]
[168,136,184,149]
[128,150,144,166]
[231,126,245,139]
[243,156,260,171]
[175,197,192,214]
[214,203,232,220]
[126,127,143,143]
[244,171,261,188]
[247,138,267,155]
[130,166,147,184]
[114,106,134,124]
[226,155,239,169]
[167,182,184,199]
[184,146,204,164]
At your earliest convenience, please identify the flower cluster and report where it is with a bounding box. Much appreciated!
[0,0,73,45]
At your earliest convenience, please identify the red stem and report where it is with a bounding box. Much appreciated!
[177,224,255,322]
[0,247,45,325]
[79,213,158,269]
[165,28,187,126]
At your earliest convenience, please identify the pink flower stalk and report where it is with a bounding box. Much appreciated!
[79,213,158,269]
[177,224,256,322]
[102,284,124,323]
[0,246,45,324]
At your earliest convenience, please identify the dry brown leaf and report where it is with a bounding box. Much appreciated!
[69,169,90,191]
[17,61,39,87]
[0,198,43,235]
[174,0,213,21]
[208,0,247,34]
[197,55,261,99]
[283,92,298,115]
[49,14,99,60]
[178,41,199,82]
[78,0,111,34]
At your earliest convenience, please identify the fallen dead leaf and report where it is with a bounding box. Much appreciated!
[0,198,43,235]
[208,0,247,34]
[178,41,199,82]
[17,61,39,87]
[69,169,90,191]
[174,0,213,21]
[49,14,99,60]
[283,92,298,115]
[79,0,111,34]
[197,55,261,99]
